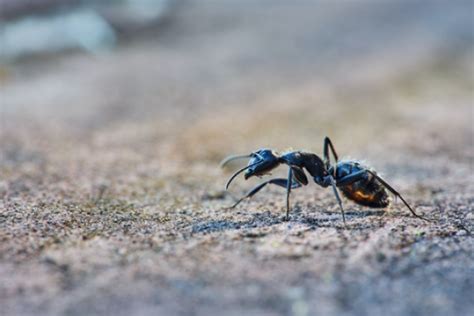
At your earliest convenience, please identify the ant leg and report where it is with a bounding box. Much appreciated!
[335,170,431,222]
[231,178,301,209]
[286,168,293,220]
[334,170,368,186]
[284,166,310,219]
[327,176,346,225]
[324,137,339,165]
[324,137,339,176]
[366,170,431,222]
[291,165,309,185]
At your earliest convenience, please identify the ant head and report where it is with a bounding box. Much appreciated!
[244,149,280,179]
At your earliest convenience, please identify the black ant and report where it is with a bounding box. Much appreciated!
[220,137,430,224]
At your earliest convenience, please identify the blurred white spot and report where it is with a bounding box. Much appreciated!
[0,8,116,60]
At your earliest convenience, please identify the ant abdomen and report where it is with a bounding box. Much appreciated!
[335,161,390,208]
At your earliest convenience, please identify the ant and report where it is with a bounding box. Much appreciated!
[220,137,430,224]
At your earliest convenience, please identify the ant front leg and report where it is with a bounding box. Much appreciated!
[284,166,308,220]
[230,177,301,210]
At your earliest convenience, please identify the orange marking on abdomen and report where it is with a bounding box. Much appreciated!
[354,190,374,201]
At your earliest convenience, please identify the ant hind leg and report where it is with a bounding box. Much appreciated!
[366,170,431,222]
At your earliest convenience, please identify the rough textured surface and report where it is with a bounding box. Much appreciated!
[1,1,473,316]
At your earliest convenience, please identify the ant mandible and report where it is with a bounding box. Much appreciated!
[220,137,430,224]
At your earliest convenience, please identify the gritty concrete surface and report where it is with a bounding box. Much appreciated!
[1,1,473,315]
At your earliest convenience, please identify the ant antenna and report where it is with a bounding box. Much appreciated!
[225,161,260,190]
[220,154,252,168]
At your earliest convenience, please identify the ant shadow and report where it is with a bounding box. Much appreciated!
[321,209,386,217]
[190,204,388,235]
[190,210,284,235]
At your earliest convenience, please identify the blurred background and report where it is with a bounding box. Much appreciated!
[1,1,473,316]
[1,1,472,142]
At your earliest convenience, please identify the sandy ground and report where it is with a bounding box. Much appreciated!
[1,1,473,315]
